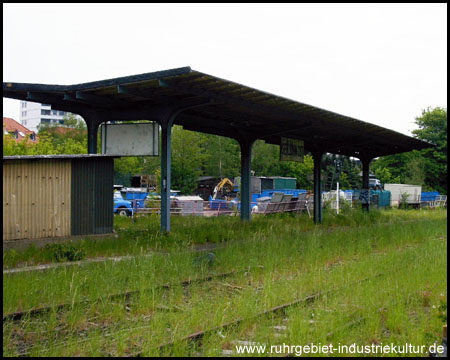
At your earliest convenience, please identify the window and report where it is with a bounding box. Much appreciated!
[58,111,65,116]
[41,110,51,115]
[22,111,27,117]
[52,110,58,115]
[30,134,35,141]
[21,102,27,108]
[41,119,51,123]
[22,120,27,126]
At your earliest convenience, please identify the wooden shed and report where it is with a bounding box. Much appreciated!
[3,154,115,243]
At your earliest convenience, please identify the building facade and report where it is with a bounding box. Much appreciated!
[3,117,38,143]
[19,101,83,133]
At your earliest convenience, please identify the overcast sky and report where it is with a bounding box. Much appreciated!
[3,3,447,136]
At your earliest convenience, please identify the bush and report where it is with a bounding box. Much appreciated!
[44,243,86,262]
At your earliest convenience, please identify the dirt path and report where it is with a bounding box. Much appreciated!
[3,242,225,275]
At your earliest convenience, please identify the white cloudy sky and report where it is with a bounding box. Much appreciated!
[3,3,447,136]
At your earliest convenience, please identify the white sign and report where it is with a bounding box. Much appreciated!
[101,122,159,156]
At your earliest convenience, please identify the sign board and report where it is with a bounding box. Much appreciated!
[280,138,304,162]
[101,122,159,156]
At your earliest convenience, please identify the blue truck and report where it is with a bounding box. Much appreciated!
[114,191,133,216]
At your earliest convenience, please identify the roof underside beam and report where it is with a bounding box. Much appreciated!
[3,67,433,159]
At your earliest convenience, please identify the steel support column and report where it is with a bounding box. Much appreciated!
[160,121,172,232]
[158,101,212,233]
[83,113,103,154]
[313,150,323,224]
[239,139,254,221]
[361,157,372,212]
[87,125,98,154]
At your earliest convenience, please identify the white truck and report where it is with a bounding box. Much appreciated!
[384,184,422,208]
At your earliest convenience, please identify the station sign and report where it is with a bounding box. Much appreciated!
[101,122,159,156]
[280,137,304,162]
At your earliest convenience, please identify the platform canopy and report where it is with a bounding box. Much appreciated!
[3,66,433,159]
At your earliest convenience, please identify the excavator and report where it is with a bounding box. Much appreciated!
[212,178,234,200]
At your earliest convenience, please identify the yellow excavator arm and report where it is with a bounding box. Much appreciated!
[212,178,234,200]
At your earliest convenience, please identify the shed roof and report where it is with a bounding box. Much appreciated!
[3,66,433,158]
[3,154,117,161]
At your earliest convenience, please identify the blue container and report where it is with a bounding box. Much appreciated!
[421,192,439,202]
[260,189,307,198]
[369,190,391,208]
[121,191,149,209]
[209,195,229,210]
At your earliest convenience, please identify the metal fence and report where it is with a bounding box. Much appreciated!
[116,197,316,219]
[420,195,447,209]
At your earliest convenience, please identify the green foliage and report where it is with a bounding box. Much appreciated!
[322,154,361,191]
[3,114,88,156]
[279,155,314,189]
[404,154,427,187]
[371,153,411,184]
[399,192,410,209]
[372,107,446,193]
[412,107,447,193]
[252,140,281,176]
[202,135,240,178]
[171,126,209,194]
[44,243,86,262]
[251,140,315,189]
[373,166,401,185]
[114,157,144,178]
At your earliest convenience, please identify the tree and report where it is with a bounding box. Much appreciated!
[371,152,412,184]
[322,154,361,190]
[412,107,447,193]
[373,166,400,185]
[3,130,59,156]
[279,155,314,189]
[171,126,209,194]
[251,140,281,176]
[202,134,240,179]
[370,107,446,193]
[251,140,315,189]
[404,154,427,187]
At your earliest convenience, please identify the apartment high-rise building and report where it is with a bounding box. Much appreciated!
[19,101,83,133]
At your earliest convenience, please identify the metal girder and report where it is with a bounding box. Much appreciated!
[118,84,200,107]
[27,91,64,105]
[258,123,313,139]
[76,91,129,108]
[163,79,303,121]
[26,91,90,115]
[117,84,157,96]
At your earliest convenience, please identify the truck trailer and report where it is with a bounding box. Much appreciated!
[384,184,422,208]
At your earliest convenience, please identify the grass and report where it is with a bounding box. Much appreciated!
[2,208,447,356]
[3,207,446,269]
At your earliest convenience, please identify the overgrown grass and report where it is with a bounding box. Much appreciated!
[3,208,446,269]
[3,209,447,356]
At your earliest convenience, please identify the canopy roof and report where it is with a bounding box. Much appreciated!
[3,66,433,158]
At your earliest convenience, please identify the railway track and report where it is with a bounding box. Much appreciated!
[127,272,386,357]
[3,218,422,275]
[4,234,442,357]
[3,267,261,323]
